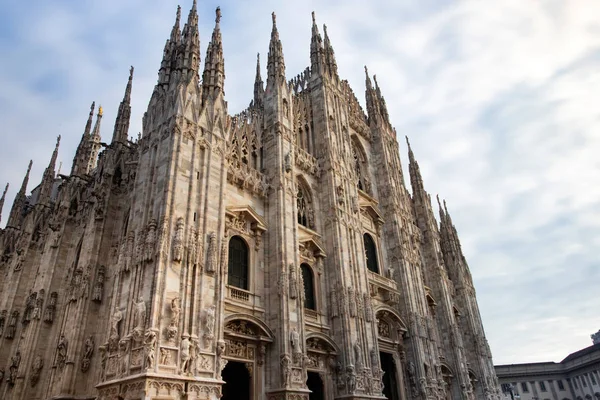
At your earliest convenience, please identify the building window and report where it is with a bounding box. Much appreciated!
[557,380,565,391]
[540,381,547,392]
[301,264,316,310]
[363,233,379,274]
[590,373,596,385]
[296,183,314,229]
[582,376,587,387]
[522,382,529,392]
[228,236,249,290]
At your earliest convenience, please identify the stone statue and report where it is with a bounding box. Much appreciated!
[81,335,94,372]
[99,345,107,377]
[216,340,227,379]
[364,293,373,322]
[56,334,68,369]
[7,351,20,386]
[205,305,215,336]
[109,307,123,351]
[370,348,379,374]
[291,328,301,359]
[144,329,157,369]
[134,296,146,330]
[0,310,7,336]
[346,365,356,393]
[43,292,57,323]
[180,336,191,373]
[348,287,357,317]
[144,219,157,261]
[160,348,171,365]
[353,342,362,369]
[281,354,292,387]
[207,232,217,273]
[92,265,105,303]
[288,263,297,299]
[30,355,44,387]
[32,295,43,320]
[171,297,181,326]
[172,217,184,262]
[118,338,130,377]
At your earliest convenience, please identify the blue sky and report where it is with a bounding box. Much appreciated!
[0,0,599,365]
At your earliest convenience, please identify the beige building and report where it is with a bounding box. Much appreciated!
[0,2,500,400]
[496,337,600,400]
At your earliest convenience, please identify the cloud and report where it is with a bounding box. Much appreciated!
[0,0,599,365]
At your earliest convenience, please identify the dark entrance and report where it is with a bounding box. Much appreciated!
[307,371,325,400]
[222,361,251,400]
[380,352,400,400]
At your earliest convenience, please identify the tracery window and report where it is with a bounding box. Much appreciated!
[301,264,316,310]
[297,184,314,229]
[364,233,379,274]
[228,236,249,290]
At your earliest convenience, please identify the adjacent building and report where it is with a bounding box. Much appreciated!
[496,335,600,400]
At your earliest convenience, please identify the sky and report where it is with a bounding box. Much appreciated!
[0,0,599,365]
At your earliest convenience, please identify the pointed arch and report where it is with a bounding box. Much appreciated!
[375,306,408,332]
[363,233,379,273]
[228,235,249,290]
[300,263,316,310]
[351,135,370,193]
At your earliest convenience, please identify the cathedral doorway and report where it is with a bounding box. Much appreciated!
[307,371,325,400]
[380,351,400,400]
[222,361,251,400]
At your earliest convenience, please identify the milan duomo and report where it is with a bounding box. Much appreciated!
[0,2,500,400]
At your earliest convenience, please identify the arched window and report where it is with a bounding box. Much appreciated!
[228,236,249,290]
[301,264,316,310]
[364,233,379,274]
[297,183,314,229]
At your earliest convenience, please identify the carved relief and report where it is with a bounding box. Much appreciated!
[204,305,215,348]
[7,351,20,386]
[0,310,6,336]
[56,334,69,369]
[43,292,57,323]
[216,340,227,379]
[5,310,18,339]
[109,307,123,351]
[144,329,157,369]
[172,217,185,262]
[144,219,157,262]
[281,354,292,387]
[29,355,43,387]
[348,287,357,317]
[206,232,217,273]
[167,298,180,343]
[180,336,191,373]
[289,263,298,299]
[81,335,94,372]
[188,227,198,265]
[92,265,105,302]
[364,293,373,322]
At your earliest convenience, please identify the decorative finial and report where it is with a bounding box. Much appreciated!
[176,5,181,23]
[216,7,221,24]
[129,66,134,78]
[257,52,260,63]
[90,101,95,113]
[364,65,369,75]
[98,105,103,116]
[272,12,276,26]
[56,135,61,147]
[312,11,316,24]
[323,24,328,35]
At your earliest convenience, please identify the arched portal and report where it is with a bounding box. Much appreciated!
[380,351,400,400]
[307,371,325,400]
[222,361,251,400]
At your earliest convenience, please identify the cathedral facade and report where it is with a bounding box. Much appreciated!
[0,2,500,400]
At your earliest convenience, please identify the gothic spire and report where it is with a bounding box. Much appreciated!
[406,136,426,201]
[373,74,390,124]
[322,24,338,78]
[310,12,324,74]
[180,0,201,80]
[202,7,225,105]
[87,106,103,172]
[158,6,182,86]
[364,66,378,122]
[0,183,8,226]
[266,12,286,88]
[71,102,95,176]
[253,53,264,107]
[112,67,134,144]
[38,136,60,205]
[7,160,32,228]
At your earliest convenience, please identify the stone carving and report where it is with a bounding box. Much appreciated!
[189,337,199,375]
[134,296,146,333]
[353,342,362,369]
[257,343,266,365]
[348,287,357,317]
[216,340,227,379]
[92,265,106,302]
[188,227,198,265]
[5,310,18,339]
[167,297,180,343]
[119,338,130,377]
[144,329,157,369]
[291,328,302,363]
[289,263,297,299]
[378,319,390,338]
[80,335,95,372]
[144,219,157,262]
[160,348,172,365]
[56,334,69,369]
[204,305,215,347]
[43,292,57,323]
[99,345,107,377]
[109,307,123,351]
[23,291,36,323]
[370,348,379,374]
[356,291,364,319]
[206,232,217,273]
[172,217,185,262]
[29,355,43,387]
[0,368,4,385]
[32,291,44,320]
[346,365,356,393]
[180,336,191,373]
[7,351,20,386]
[281,354,292,387]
